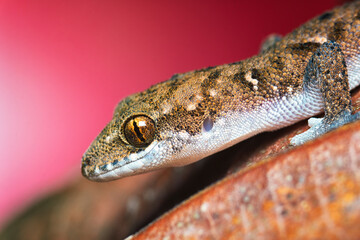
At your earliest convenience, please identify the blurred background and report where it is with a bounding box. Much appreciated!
[0,0,339,232]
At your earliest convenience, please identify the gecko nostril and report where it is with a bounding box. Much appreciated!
[83,156,91,165]
[81,164,89,177]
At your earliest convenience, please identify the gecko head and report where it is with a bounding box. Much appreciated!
[81,70,235,181]
[81,113,162,182]
[81,85,203,182]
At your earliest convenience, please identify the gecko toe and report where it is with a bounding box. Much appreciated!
[291,110,360,146]
[307,117,323,127]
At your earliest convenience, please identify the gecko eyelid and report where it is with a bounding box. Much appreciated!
[123,115,156,148]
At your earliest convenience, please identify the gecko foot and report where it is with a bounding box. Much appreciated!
[307,117,322,127]
[290,110,360,146]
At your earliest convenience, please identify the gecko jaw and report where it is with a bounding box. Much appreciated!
[83,140,159,181]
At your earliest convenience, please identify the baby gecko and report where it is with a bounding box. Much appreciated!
[82,2,360,181]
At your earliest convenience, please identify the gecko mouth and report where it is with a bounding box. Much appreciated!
[83,140,159,181]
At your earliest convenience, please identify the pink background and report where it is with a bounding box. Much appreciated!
[0,0,337,228]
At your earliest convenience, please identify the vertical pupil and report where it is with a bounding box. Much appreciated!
[133,120,145,142]
[124,115,155,148]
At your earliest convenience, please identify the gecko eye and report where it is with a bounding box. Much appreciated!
[123,115,155,148]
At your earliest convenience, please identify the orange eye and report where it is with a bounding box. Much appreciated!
[124,115,155,148]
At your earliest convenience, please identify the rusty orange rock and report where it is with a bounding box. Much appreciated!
[131,120,360,240]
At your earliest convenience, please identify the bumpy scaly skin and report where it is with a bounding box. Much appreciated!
[82,2,360,181]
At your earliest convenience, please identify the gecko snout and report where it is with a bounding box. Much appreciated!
[81,154,93,178]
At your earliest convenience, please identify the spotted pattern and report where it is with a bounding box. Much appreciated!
[82,2,360,180]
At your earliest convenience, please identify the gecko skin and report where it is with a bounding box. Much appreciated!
[82,2,360,181]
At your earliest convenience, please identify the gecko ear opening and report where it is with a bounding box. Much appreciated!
[203,116,214,132]
[123,115,156,148]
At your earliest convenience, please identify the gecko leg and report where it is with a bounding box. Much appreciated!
[290,41,360,145]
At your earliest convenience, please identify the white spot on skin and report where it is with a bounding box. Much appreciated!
[195,94,203,101]
[187,103,196,111]
[209,89,217,97]
[308,36,327,44]
[184,94,203,111]
[223,68,235,77]
[105,133,119,144]
[178,131,191,141]
[287,87,293,92]
[198,75,207,81]
[162,103,172,114]
[245,71,258,91]
[272,85,278,91]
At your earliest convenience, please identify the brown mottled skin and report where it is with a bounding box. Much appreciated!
[82,2,360,181]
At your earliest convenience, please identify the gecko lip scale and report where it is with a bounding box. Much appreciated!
[87,140,160,181]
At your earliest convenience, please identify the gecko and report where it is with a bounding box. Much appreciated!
[82,2,360,181]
